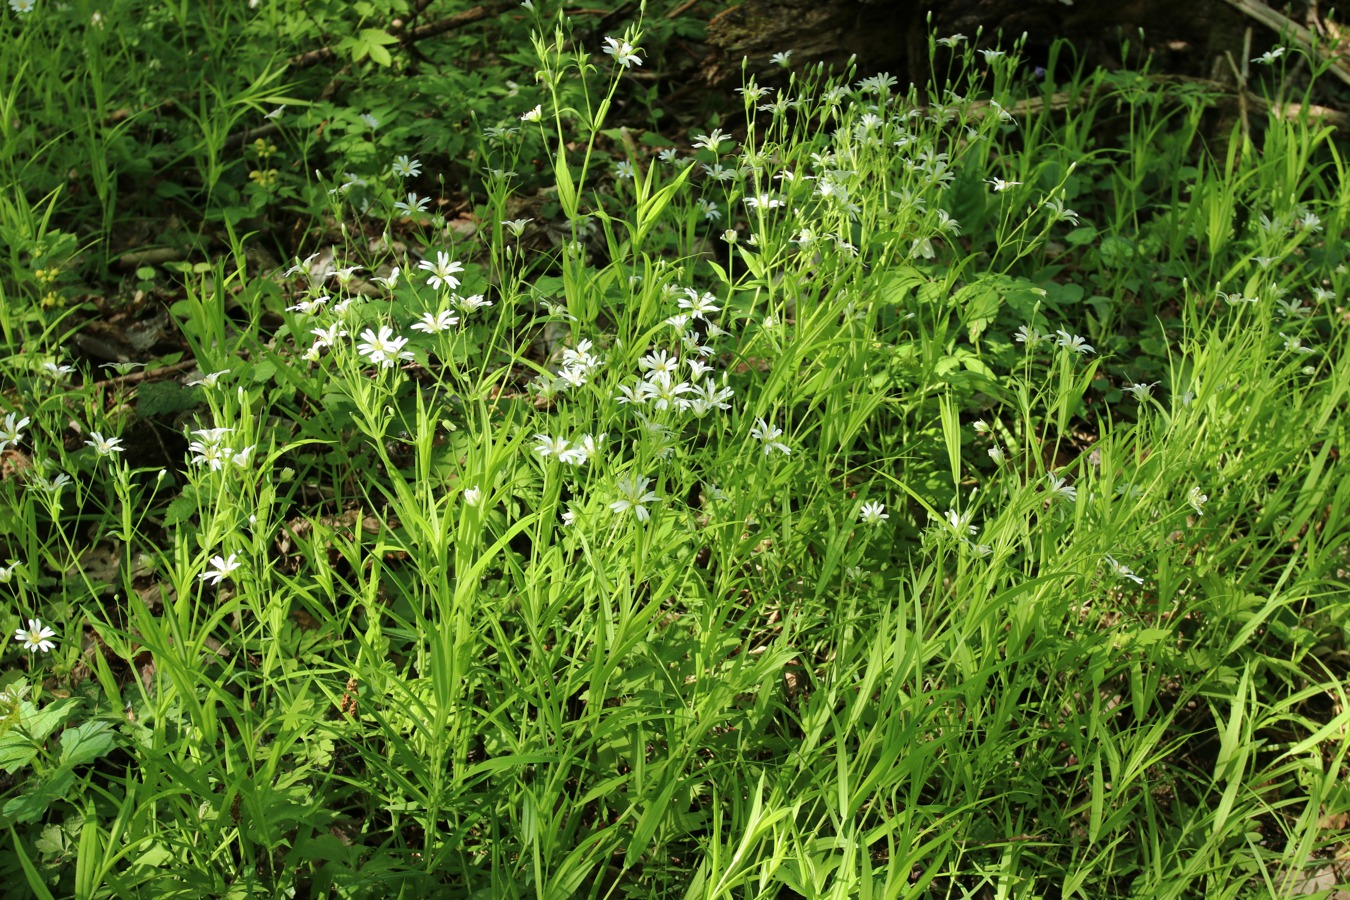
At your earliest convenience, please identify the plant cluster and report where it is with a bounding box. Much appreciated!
[1,1,1349,897]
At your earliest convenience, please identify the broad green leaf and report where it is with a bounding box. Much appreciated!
[2,767,75,825]
[23,699,78,744]
[0,733,40,775]
[59,721,115,768]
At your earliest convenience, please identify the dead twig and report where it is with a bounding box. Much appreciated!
[1216,0,1350,90]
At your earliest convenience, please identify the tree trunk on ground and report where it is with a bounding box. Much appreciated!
[702,0,1294,89]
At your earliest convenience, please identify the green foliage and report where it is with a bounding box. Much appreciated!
[1,3,1349,897]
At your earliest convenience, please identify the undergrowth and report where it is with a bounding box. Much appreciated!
[1,1,1349,897]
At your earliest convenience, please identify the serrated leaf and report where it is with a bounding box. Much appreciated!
[59,721,115,768]
[164,495,197,527]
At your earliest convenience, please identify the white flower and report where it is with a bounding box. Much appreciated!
[188,370,229,388]
[1104,554,1144,585]
[360,112,380,129]
[230,446,256,468]
[14,619,55,653]
[199,553,241,585]
[770,50,793,67]
[602,36,642,68]
[1047,474,1077,501]
[43,362,75,380]
[743,192,784,210]
[9,0,37,14]
[1252,47,1285,64]
[1187,486,1208,516]
[691,128,730,152]
[533,434,571,460]
[944,509,978,537]
[1055,330,1095,355]
[0,561,17,584]
[85,432,125,456]
[979,49,1006,62]
[410,310,460,333]
[330,265,362,286]
[0,412,30,452]
[29,471,72,493]
[639,349,680,384]
[418,251,464,290]
[610,475,660,521]
[1045,197,1080,225]
[264,105,286,120]
[454,293,492,314]
[750,418,791,456]
[284,252,320,278]
[1013,324,1046,348]
[859,502,888,526]
[287,296,329,315]
[310,323,347,346]
[677,289,720,319]
[987,445,1005,465]
[614,161,634,180]
[521,104,542,123]
[391,155,422,178]
[356,325,413,368]
[615,382,653,405]
[393,192,430,216]
[1123,380,1159,401]
[987,178,1021,192]
[464,486,483,507]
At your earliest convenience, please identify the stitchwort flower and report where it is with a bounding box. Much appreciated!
[391,155,422,178]
[750,418,791,456]
[418,251,464,290]
[610,475,660,521]
[602,36,642,68]
[859,502,889,526]
[356,326,414,368]
[200,553,242,585]
[410,310,460,334]
[85,432,125,456]
[0,413,30,452]
[14,619,55,654]
[1104,554,1145,585]
[1047,474,1077,502]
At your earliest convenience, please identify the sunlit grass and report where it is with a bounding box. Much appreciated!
[1,2,1348,897]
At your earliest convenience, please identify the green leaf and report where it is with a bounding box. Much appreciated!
[59,721,115,768]
[1064,225,1099,246]
[554,146,577,220]
[24,699,79,744]
[0,733,40,775]
[136,380,199,418]
[2,767,75,825]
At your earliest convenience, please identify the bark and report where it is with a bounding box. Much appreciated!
[703,0,1273,87]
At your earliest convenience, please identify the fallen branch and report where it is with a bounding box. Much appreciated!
[285,0,518,72]
[988,73,1349,131]
[1216,0,1350,90]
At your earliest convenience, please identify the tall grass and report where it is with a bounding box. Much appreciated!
[1,3,1348,897]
